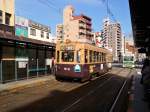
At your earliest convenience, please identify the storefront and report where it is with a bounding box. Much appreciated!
[0,29,55,83]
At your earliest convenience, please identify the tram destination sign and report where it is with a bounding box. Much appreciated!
[60,45,75,51]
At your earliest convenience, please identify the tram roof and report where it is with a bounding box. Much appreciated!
[56,41,112,54]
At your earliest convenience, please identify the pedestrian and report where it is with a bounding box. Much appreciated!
[141,58,149,84]
[51,57,55,75]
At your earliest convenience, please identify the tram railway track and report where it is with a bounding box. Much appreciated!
[59,68,127,112]
[0,68,132,112]
[109,68,133,112]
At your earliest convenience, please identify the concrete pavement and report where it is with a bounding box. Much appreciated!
[0,75,55,95]
[127,69,150,112]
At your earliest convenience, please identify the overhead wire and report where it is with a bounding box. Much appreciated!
[97,0,117,22]
[37,0,62,16]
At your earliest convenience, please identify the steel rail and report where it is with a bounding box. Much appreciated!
[61,68,124,112]
[109,69,132,112]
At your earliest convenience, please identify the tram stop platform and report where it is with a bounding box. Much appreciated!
[0,75,54,95]
[128,69,150,112]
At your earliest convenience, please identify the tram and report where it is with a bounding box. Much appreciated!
[55,41,112,82]
[122,55,135,68]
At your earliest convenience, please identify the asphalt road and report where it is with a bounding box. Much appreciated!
[0,67,133,112]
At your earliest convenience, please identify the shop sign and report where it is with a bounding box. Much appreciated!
[60,45,75,51]
[18,61,27,68]
[15,25,28,38]
[15,16,28,27]
[94,32,104,48]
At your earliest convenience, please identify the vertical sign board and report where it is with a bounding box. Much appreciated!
[15,16,28,38]
[94,32,104,48]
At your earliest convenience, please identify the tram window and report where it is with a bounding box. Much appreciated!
[102,53,104,61]
[84,50,88,63]
[57,51,59,62]
[94,51,96,62]
[77,50,81,63]
[89,50,92,62]
[99,52,101,62]
[61,51,74,62]
[97,52,99,62]
[104,54,106,61]
[100,52,102,62]
[101,53,103,61]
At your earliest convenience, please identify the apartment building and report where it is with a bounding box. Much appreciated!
[0,0,15,26]
[63,5,92,43]
[102,18,122,61]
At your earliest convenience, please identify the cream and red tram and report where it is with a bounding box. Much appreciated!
[55,41,112,82]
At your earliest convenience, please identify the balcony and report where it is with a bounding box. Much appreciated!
[85,19,91,25]
[86,26,92,31]
[79,25,86,29]
[79,32,85,35]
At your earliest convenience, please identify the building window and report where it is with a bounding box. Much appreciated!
[5,13,11,25]
[30,28,36,36]
[46,33,49,39]
[0,10,2,24]
[41,31,44,38]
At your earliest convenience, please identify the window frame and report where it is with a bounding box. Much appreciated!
[61,51,74,62]
[5,12,11,25]
[0,10,2,24]
[30,28,36,36]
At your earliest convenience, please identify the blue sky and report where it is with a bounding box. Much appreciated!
[15,0,132,37]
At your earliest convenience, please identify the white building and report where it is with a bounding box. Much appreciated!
[15,16,54,43]
[28,20,52,42]
[102,18,122,61]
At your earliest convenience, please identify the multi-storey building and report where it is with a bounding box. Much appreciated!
[102,18,110,49]
[102,18,122,61]
[56,24,63,40]
[63,5,92,43]
[0,0,55,83]
[28,19,51,42]
[0,0,15,26]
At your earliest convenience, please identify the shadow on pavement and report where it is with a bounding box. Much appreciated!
[8,73,129,112]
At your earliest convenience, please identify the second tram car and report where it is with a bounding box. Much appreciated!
[55,41,112,82]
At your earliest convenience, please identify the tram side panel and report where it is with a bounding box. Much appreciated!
[55,64,90,81]
[55,63,108,81]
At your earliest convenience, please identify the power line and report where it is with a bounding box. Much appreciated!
[37,0,62,16]
[97,0,117,22]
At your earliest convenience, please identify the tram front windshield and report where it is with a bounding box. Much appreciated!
[61,51,74,62]
[124,56,134,61]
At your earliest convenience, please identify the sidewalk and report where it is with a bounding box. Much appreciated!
[0,75,55,95]
[128,69,150,112]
